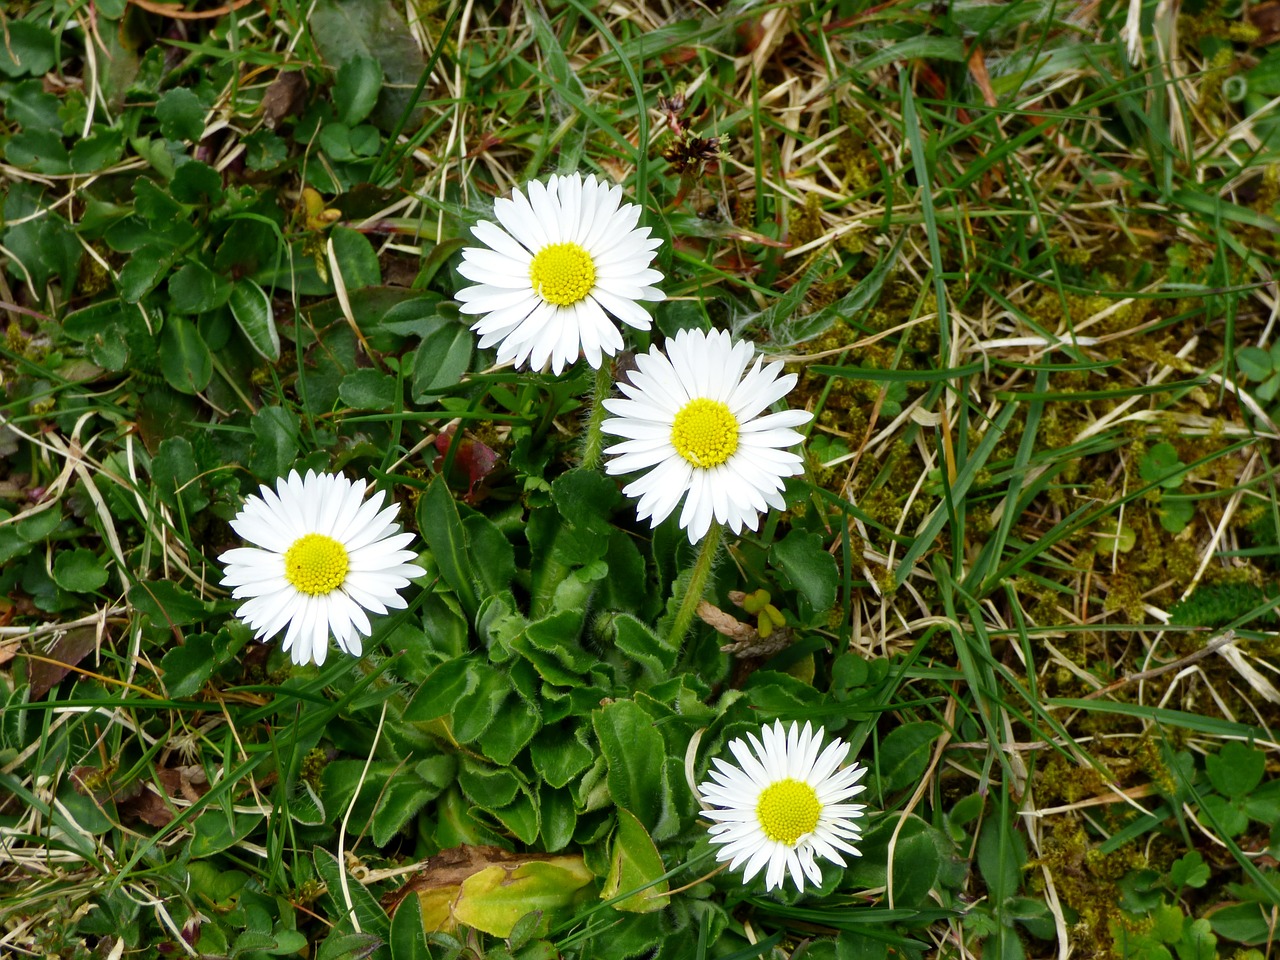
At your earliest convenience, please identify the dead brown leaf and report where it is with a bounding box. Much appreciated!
[29,626,99,699]
[262,71,308,129]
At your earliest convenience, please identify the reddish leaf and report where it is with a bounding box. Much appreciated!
[433,426,499,502]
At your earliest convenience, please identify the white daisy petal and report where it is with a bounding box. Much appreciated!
[455,172,665,373]
[696,720,868,894]
[602,328,813,543]
[218,472,420,668]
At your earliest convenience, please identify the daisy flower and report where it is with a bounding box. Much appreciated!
[601,327,812,543]
[455,172,665,375]
[218,470,420,667]
[697,720,868,893]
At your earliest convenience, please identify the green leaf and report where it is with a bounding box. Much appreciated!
[244,129,289,171]
[477,695,541,765]
[52,549,109,593]
[6,128,70,174]
[134,177,186,226]
[552,469,623,535]
[1139,442,1187,490]
[70,128,126,173]
[888,816,945,908]
[610,614,678,680]
[459,758,521,809]
[156,87,206,141]
[169,260,230,314]
[249,405,300,481]
[388,891,428,960]
[1256,371,1280,402]
[602,809,670,913]
[1205,741,1266,797]
[1243,779,1280,824]
[338,369,398,409]
[158,632,218,698]
[310,0,427,132]
[1152,903,1187,944]
[403,657,478,722]
[313,848,391,941]
[316,931,384,960]
[452,663,511,743]
[593,699,665,830]
[129,580,213,626]
[1169,852,1210,890]
[372,776,436,847]
[171,160,224,205]
[330,226,381,289]
[335,55,384,126]
[417,476,477,614]
[17,508,61,543]
[412,321,473,398]
[977,817,1025,905]
[539,786,577,853]
[151,435,209,514]
[876,721,943,794]
[449,857,593,938]
[1200,795,1249,837]
[119,245,178,302]
[772,530,838,614]
[1176,918,1217,960]
[190,810,262,857]
[1207,902,1271,945]
[530,727,594,789]
[0,21,57,77]
[1235,346,1272,381]
[228,279,280,361]
[159,315,213,394]
[1158,496,1195,534]
[493,790,540,845]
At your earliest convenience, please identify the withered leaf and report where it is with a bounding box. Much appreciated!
[262,71,308,128]
[29,626,100,700]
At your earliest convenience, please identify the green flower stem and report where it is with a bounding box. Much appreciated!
[580,362,614,471]
[667,521,723,647]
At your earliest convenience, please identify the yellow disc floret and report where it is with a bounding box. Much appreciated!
[284,533,349,596]
[529,242,596,306]
[670,398,739,468]
[756,778,822,845]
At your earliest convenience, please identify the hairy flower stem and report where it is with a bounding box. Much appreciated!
[580,362,614,471]
[667,521,723,646]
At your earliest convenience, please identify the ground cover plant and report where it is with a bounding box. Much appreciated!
[3,0,1280,957]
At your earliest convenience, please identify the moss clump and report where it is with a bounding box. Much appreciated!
[791,193,826,247]
[1033,818,1145,954]
[1167,582,1280,628]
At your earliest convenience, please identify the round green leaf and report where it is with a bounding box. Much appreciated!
[0,21,57,78]
[156,87,206,141]
[52,548,110,593]
[169,261,230,314]
[1236,346,1273,381]
[338,368,397,409]
[334,55,383,126]
[330,225,381,289]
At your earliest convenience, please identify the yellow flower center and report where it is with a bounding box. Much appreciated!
[283,533,349,596]
[529,242,596,306]
[670,398,739,468]
[756,778,822,846]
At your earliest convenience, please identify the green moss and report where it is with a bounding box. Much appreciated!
[1033,819,1145,954]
